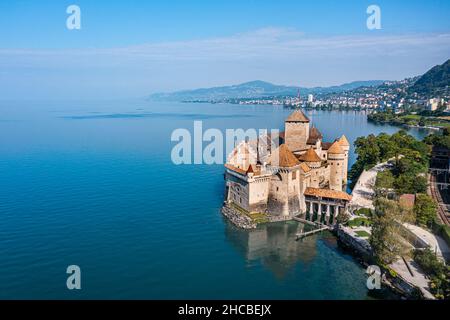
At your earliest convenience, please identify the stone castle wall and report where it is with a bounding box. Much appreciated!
[285,122,309,152]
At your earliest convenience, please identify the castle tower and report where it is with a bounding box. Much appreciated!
[327,141,345,191]
[338,135,350,184]
[267,144,301,217]
[298,148,322,188]
[284,110,310,152]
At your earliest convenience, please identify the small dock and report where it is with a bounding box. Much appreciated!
[294,216,330,240]
[293,216,316,226]
[295,226,329,240]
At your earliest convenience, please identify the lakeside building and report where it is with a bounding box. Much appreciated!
[427,98,445,111]
[223,110,352,225]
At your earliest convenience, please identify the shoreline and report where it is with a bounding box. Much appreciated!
[222,204,419,300]
[368,119,443,131]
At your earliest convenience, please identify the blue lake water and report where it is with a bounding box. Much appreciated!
[0,100,430,299]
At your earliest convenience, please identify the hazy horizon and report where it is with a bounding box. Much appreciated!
[1,0,449,100]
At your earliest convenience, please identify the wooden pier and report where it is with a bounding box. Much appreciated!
[295,226,329,240]
[293,217,316,226]
[294,216,331,240]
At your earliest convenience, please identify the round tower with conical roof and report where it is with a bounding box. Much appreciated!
[338,135,350,184]
[327,141,345,191]
[298,147,322,188]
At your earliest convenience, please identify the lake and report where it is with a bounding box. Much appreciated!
[0,100,430,299]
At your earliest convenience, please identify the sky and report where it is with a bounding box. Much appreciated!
[0,0,449,100]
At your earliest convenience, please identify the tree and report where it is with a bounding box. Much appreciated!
[370,198,411,264]
[418,117,426,127]
[375,170,395,189]
[349,131,430,192]
[375,171,395,197]
[394,174,427,194]
[354,134,381,169]
[414,194,438,227]
[424,132,450,149]
[413,249,449,299]
[443,128,450,136]
[377,133,398,160]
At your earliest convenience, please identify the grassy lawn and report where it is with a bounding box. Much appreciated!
[401,115,421,121]
[355,230,371,238]
[396,114,450,128]
[428,120,450,129]
[354,208,373,217]
[348,217,372,228]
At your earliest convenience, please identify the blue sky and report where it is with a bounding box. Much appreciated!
[0,0,449,99]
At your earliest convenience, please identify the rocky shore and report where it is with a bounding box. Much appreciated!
[221,205,257,229]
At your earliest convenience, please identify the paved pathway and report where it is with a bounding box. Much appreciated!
[390,258,435,300]
[403,223,450,261]
[349,161,394,211]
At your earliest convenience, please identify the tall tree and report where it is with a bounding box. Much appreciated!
[414,194,438,227]
[370,198,411,264]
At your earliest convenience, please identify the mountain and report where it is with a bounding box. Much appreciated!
[408,59,450,96]
[148,80,385,101]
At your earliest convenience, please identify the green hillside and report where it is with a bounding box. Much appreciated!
[409,59,450,96]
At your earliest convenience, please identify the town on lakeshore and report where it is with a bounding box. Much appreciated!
[167,60,450,130]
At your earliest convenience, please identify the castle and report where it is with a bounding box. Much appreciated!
[224,109,352,225]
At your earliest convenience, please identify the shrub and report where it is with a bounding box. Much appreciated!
[435,224,450,247]
[354,208,373,217]
[413,249,449,299]
[348,217,372,228]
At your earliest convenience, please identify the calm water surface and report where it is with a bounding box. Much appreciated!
[0,100,430,299]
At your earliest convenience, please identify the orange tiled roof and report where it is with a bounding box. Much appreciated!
[270,144,300,168]
[299,162,311,173]
[338,135,350,147]
[327,141,344,154]
[304,187,352,201]
[225,164,261,176]
[224,164,247,175]
[298,148,321,162]
[285,110,310,123]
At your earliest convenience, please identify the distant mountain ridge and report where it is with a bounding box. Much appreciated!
[148,80,386,101]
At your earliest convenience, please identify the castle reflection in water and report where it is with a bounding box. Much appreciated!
[224,220,338,279]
